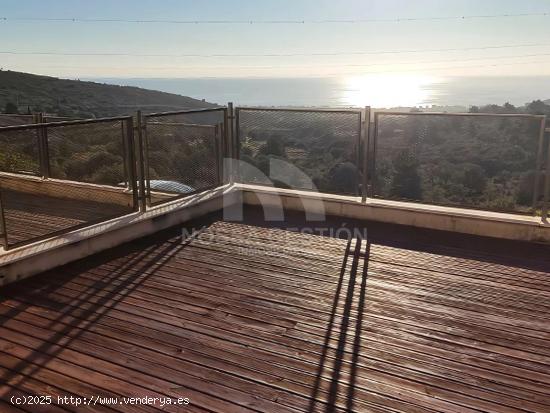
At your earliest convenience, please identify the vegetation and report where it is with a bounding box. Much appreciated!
[0,70,216,118]
[239,111,361,195]
[375,101,550,212]
[1,70,549,213]
[3,102,18,114]
[241,101,550,212]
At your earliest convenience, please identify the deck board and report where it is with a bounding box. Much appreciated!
[0,211,549,412]
[0,189,131,247]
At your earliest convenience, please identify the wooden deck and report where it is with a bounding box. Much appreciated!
[0,190,131,247]
[0,209,550,412]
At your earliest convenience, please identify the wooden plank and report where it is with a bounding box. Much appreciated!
[1,189,129,246]
[1,219,550,413]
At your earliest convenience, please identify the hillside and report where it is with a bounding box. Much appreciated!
[0,70,216,118]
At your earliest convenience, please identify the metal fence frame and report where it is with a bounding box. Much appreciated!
[234,106,364,195]
[0,115,139,250]
[0,105,549,250]
[0,189,8,248]
[142,107,227,207]
[368,111,548,216]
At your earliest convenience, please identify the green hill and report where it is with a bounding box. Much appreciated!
[0,70,216,118]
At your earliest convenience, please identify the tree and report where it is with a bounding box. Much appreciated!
[4,102,18,114]
[390,150,422,200]
[327,162,358,194]
[525,100,550,115]
[259,136,285,157]
[461,164,487,194]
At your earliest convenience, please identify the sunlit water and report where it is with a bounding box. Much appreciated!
[93,76,550,108]
[340,75,440,108]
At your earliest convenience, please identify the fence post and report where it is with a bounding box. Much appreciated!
[0,188,9,250]
[214,123,222,186]
[135,110,147,212]
[227,102,236,184]
[361,106,371,202]
[533,116,547,214]
[541,117,550,221]
[222,106,230,184]
[369,114,378,198]
[121,121,129,188]
[125,117,139,211]
[35,113,51,178]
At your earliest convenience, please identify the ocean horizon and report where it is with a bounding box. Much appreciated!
[89,75,550,109]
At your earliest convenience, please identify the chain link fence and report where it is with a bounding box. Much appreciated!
[0,114,75,127]
[0,117,137,249]
[370,112,546,214]
[0,105,548,249]
[47,119,128,186]
[0,127,41,176]
[0,114,35,127]
[236,108,363,195]
[143,108,224,206]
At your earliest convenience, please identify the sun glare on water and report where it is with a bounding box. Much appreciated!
[340,74,441,108]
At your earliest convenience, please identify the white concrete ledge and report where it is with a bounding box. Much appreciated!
[0,172,190,206]
[0,172,135,207]
[0,184,237,286]
[2,182,549,287]
[237,183,550,243]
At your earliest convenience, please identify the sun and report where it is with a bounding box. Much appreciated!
[340,74,441,108]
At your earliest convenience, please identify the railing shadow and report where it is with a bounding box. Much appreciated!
[307,236,371,412]
[0,223,202,398]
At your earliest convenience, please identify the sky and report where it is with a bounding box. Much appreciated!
[1,0,550,79]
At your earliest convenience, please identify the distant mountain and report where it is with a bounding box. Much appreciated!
[0,70,216,118]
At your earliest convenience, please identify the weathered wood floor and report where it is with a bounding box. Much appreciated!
[0,190,131,247]
[0,211,549,412]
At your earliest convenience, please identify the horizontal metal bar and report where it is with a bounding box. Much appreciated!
[374,111,545,119]
[145,121,217,129]
[0,115,133,132]
[236,106,362,115]
[144,107,225,118]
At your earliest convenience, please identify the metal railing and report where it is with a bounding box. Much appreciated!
[0,105,548,251]
[0,189,7,248]
[235,107,364,196]
[368,111,547,215]
[142,108,226,207]
[0,116,138,249]
[0,113,76,127]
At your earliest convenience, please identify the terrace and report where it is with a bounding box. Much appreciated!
[0,107,549,412]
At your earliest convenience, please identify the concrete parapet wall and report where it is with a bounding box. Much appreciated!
[0,185,235,287]
[238,184,550,244]
[1,182,549,288]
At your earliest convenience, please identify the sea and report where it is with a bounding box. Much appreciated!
[91,76,550,109]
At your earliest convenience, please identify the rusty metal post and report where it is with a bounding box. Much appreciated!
[35,113,51,178]
[121,121,129,188]
[124,117,139,211]
[135,111,147,212]
[361,106,371,202]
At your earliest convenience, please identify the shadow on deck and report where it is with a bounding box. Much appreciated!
[0,207,549,412]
